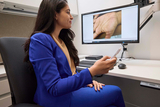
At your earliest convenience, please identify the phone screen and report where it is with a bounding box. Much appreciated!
[110,48,121,59]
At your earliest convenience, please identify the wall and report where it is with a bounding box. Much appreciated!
[0,13,36,37]
[0,0,160,60]
[72,0,160,60]
[0,13,36,62]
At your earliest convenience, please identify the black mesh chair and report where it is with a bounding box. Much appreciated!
[0,37,42,107]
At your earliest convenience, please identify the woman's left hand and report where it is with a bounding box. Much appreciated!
[87,80,105,91]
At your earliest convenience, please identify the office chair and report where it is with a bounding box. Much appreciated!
[0,37,42,107]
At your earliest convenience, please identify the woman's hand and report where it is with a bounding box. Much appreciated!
[89,56,117,77]
[87,80,105,91]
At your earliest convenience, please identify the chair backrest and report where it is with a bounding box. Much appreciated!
[0,37,37,105]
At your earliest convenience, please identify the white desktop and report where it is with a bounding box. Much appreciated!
[78,55,160,88]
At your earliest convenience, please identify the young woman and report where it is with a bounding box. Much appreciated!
[24,0,125,107]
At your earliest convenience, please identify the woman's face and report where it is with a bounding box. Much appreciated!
[55,4,73,29]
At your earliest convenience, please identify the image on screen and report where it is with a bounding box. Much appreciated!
[82,4,139,44]
[93,10,122,39]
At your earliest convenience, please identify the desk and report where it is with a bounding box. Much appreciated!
[78,57,160,84]
[108,59,160,84]
[78,56,160,107]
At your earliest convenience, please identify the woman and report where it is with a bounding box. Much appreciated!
[24,0,125,107]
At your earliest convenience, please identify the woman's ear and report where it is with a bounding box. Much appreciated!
[55,12,58,20]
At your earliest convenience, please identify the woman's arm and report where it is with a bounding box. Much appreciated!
[29,33,92,97]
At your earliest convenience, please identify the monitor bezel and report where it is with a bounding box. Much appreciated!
[81,4,140,44]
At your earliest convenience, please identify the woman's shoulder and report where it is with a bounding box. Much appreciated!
[31,32,52,41]
[30,32,56,48]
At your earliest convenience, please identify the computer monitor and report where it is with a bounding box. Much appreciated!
[81,4,140,44]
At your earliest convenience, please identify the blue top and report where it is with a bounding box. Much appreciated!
[29,33,92,107]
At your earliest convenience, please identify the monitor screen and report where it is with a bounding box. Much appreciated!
[81,4,139,44]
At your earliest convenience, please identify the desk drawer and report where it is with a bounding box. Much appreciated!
[0,79,10,95]
[0,94,11,107]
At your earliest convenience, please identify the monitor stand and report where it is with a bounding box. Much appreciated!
[119,43,128,61]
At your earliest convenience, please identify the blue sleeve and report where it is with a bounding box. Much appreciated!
[29,33,92,97]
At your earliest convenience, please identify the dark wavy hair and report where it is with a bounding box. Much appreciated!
[24,0,79,72]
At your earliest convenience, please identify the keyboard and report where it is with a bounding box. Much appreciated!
[79,60,96,65]
[79,64,92,68]
[78,60,96,68]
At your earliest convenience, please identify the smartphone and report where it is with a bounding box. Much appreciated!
[110,48,121,59]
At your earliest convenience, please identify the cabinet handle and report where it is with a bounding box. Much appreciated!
[13,5,24,11]
[140,81,160,90]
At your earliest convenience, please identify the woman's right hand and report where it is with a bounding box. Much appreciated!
[88,56,117,76]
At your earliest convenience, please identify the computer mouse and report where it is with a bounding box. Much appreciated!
[118,63,126,69]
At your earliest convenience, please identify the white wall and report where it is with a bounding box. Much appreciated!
[71,0,160,60]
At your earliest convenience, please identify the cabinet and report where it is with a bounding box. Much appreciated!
[68,0,78,16]
[1,0,41,8]
[1,0,78,16]
[0,65,11,107]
